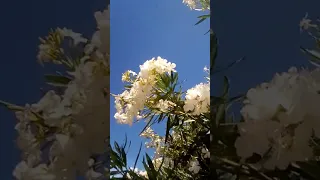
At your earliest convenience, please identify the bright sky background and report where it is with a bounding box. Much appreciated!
[110,0,210,169]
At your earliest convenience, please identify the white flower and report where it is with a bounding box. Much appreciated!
[240,67,320,122]
[13,161,55,180]
[85,168,102,180]
[94,6,110,30]
[201,148,210,158]
[184,83,210,115]
[155,99,176,112]
[182,0,210,11]
[263,121,313,170]
[57,27,87,45]
[188,159,201,174]
[121,70,137,82]
[235,120,280,159]
[68,59,96,87]
[114,57,176,125]
[55,134,71,150]
[236,67,320,169]
[31,91,61,113]
[37,44,52,62]
[86,6,110,55]
[138,56,176,79]
[299,12,318,31]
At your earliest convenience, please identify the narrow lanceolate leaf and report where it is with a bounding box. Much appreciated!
[143,154,158,180]
[300,47,320,67]
[133,143,143,170]
[222,76,230,98]
[44,74,72,87]
[210,30,218,72]
[195,14,210,25]
[0,100,25,111]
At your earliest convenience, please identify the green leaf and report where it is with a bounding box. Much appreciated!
[164,115,172,144]
[139,114,155,135]
[293,161,320,180]
[300,47,320,67]
[133,142,143,170]
[44,74,72,87]
[215,104,226,126]
[142,157,156,180]
[212,57,245,74]
[210,30,218,72]
[184,119,196,123]
[0,100,25,111]
[110,149,124,170]
[195,14,210,25]
[222,76,230,97]
[142,154,158,179]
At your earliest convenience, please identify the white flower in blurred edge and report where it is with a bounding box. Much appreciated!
[68,57,96,87]
[85,169,102,180]
[188,159,201,174]
[94,6,110,30]
[201,147,210,158]
[235,121,275,159]
[236,67,320,169]
[31,90,61,114]
[14,112,39,154]
[299,12,318,31]
[57,27,87,45]
[240,67,320,122]
[89,5,110,55]
[13,161,55,180]
[37,44,51,62]
[235,119,313,170]
[263,121,313,170]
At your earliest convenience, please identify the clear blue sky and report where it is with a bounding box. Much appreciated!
[110,0,210,169]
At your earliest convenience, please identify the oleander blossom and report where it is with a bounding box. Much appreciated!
[127,167,148,179]
[189,159,201,174]
[114,56,176,125]
[12,4,110,180]
[183,82,210,115]
[299,12,318,31]
[13,161,55,180]
[182,0,210,11]
[236,67,320,170]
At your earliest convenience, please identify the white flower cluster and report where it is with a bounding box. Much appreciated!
[114,57,176,125]
[155,99,176,112]
[187,147,210,174]
[182,0,210,11]
[183,82,210,115]
[126,167,148,179]
[13,5,110,180]
[236,67,320,170]
[299,12,318,32]
[140,127,166,160]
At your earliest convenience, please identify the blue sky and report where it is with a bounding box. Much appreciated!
[110,0,209,168]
